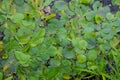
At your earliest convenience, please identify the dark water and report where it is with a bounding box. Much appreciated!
[94,0,120,13]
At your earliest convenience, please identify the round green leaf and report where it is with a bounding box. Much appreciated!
[54,1,67,10]
[87,49,97,61]
[77,54,86,63]
[50,59,61,67]
[47,46,57,57]
[78,40,88,50]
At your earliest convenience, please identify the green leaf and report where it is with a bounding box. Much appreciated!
[115,11,120,17]
[45,67,60,79]
[83,26,94,33]
[85,11,96,21]
[72,38,88,50]
[95,14,103,24]
[112,0,120,5]
[63,74,71,80]
[50,59,61,67]
[62,60,71,66]
[64,52,75,59]
[20,74,26,80]
[43,0,52,7]
[14,51,31,67]
[57,28,67,40]
[0,72,3,80]
[11,13,24,23]
[106,13,114,21]
[63,49,75,59]
[87,61,97,70]
[79,0,93,5]
[87,49,97,61]
[54,1,67,10]
[97,6,110,18]
[87,38,96,49]
[78,40,88,50]
[22,20,35,29]
[47,46,58,57]
[77,54,86,63]
[14,0,24,5]
[110,37,119,48]
[40,53,50,61]
[76,61,86,68]
[19,38,30,45]
[93,1,102,11]
[30,29,45,47]
[4,76,13,80]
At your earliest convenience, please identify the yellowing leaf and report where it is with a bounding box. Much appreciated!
[95,14,103,24]
[3,65,9,71]
[63,74,71,80]
[77,54,86,63]
[79,0,92,5]
[45,13,56,21]
[0,41,3,53]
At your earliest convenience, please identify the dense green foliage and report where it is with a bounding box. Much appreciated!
[0,0,120,80]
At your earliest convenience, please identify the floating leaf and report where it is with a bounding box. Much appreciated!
[40,53,50,61]
[54,1,67,10]
[45,13,56,21]
[11,13,24,23]
[87,49,97,61]
[63,49,75,59]
[72,38,88,50]
[79,0,92,5]
[87,61,97,70]
[97,6,110,17]
[106,13,114,21]
[95,14,103,24]
[93,1,102,11]
[77,54,86,63]
[63,74,71,80]
[30,29,45,47]
[47,46,58,57]
[85,11,96,21]
[78,40,88,50]
[50,59,61,67]
[14,51,31,67]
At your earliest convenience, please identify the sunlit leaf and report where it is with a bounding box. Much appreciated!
[77,54,86,63]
